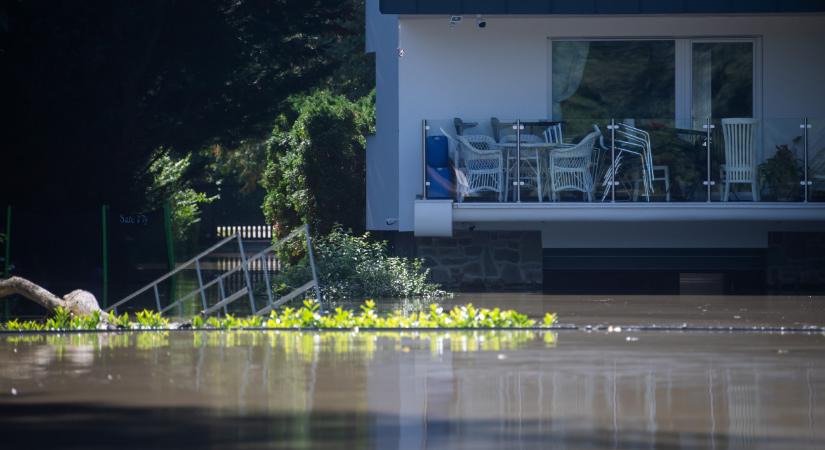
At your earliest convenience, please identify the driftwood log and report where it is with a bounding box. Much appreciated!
[0,276,108,319]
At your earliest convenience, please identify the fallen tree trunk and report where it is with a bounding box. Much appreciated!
[0,276,109,320]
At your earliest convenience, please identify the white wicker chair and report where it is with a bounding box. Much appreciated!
[720,118,759,201]
[455,134,505,202]
[547,131,598,202]
[501,133,543,202]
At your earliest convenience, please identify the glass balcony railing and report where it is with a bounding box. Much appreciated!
[421,117,824,204]
[809,118,825,202]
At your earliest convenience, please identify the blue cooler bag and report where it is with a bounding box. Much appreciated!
[426,166,454,199]
[426,135,449,167]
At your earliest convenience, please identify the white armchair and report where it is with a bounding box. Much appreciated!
[455,134,505,202]
[547,131,598,202]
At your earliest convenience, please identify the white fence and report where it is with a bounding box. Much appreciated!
[216,225,273,240]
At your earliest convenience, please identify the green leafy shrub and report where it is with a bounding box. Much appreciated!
[135,310,169,329]
[262,91,373,236]
[112,312,131,329]
[45,307,72,330]
[71,310,101,330]
[5,319,45,331]
[274,227,446,300]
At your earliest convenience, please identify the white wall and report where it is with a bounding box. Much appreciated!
[393,14,825,232]
[365,0,400,230]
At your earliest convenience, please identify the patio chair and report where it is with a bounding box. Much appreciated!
[501,133,544,202]
[544,123,564,145]
[547,131,598,202]
[454,134,505,202]
[720,118,759,201]
[615,124,655,199]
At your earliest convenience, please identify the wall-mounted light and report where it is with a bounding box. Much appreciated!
[476,15,487,29]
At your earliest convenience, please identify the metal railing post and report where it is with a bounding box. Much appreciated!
[3,205,11,278]
[4,205,11,319]
[422,120,429,199]
[153,284,162,312]
[516,120,522,203]
[217,276,228,315]
[802,118,811,202]
[305,224,322,303]
[262,254,274,308]
[101,205,108,308]
[703,118,715,202]
[237,234,256,314]
[194,259,208,311]
[609,119,617,203]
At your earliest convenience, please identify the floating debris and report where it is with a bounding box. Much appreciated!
[626,336,639,342]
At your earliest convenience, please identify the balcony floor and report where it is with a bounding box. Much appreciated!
[452,201,825,222]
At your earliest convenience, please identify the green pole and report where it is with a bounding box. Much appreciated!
[4,205,11,320]
[162,201,176,302]
[101,204,109,308]
[3,206,9,278]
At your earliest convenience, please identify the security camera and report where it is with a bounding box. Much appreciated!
[449,15,462,27]
[476,15,487,28]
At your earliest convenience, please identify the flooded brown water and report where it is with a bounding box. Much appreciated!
[2,325,824,449]
[441,293,825,328]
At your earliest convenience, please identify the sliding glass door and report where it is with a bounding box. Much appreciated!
[691,41,754,120]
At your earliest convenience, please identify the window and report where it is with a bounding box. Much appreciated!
[691,41,754,119]
[552,40,675,119]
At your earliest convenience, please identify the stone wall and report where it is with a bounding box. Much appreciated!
[416,231,542,290]
[767,232,825,293]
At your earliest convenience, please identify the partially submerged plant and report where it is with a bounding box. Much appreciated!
[135,310,169,329]
[3,301,558,331]
[45,306,72,330]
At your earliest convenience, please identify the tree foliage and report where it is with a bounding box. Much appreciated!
[146,148,217,240]
[2,0,371,210]
[262,91,374,236]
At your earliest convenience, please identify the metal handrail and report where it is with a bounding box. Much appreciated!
[108,224,319,317]
[107,234,239,313]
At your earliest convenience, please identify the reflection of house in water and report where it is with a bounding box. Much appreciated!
[361,335,823,449]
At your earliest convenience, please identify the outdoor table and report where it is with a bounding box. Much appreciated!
[491,118,564,142]
[497,142,566,202]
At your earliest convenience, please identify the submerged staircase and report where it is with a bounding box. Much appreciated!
[106,225,320,317]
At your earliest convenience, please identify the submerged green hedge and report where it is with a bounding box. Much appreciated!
[2,300,557,331]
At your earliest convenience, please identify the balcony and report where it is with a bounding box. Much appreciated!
[415,116,825,235]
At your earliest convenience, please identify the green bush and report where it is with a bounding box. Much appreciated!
[274,228,446,300]
[261,90,373,237]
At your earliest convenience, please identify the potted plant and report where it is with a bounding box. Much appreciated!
[758,145,803,201]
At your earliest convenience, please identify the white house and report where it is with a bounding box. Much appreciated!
[365,0,825,294]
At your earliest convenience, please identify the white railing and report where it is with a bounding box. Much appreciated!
[216,225,273,240]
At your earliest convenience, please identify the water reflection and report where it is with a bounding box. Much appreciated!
[1,331,824,449]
